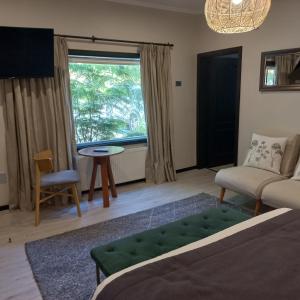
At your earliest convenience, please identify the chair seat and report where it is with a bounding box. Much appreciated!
[41,170,80,187]
[215,166,286,199]
[262,179,300,209]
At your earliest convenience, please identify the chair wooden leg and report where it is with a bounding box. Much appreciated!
[35,185,41,226]
[71,184,82,217]
[219,187,226,203]
[255,199,262,216]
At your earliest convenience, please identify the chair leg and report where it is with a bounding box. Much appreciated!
[219,187,226,203]
[71,184,82,217]
[255,199,262,216]
[35,185,41,226]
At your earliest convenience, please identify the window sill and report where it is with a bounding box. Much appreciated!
[76,137,147,150]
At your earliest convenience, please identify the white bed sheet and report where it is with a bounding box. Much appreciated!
[92,208,291,300]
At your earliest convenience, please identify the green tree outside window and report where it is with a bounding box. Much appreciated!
[69,61,147,144]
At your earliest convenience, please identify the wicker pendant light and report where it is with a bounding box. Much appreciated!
[204,0,272,34]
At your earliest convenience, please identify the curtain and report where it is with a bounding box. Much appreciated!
[275,55,294,85]
[0,37,77,210]
[292,53,300,70]
[140,45,176,184]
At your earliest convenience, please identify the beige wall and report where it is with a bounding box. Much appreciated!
[0,0,200,205]
[194,0,300,164]
[2,0,299,207]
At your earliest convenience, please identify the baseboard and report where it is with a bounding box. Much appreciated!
[0,205,9,211]
[82,178,146,193]
[176,166,198,173]
[115,178,146,187]
[82,166,198,193]
[0,166,201,207]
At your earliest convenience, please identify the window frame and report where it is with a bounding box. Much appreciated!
[68,49,147,149]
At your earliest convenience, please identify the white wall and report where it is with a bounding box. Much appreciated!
[0,0,200,205]
[194,0,300,164]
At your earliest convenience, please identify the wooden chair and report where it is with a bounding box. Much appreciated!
[33,149,82,226]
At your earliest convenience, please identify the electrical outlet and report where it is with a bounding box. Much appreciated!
[175,81,182,87]
[0,173,7,184]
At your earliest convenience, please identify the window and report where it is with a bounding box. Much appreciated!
[265,66,277,86]
[69,50,147,147]
[264,59,277,87]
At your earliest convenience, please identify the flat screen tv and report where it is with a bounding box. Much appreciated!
[0,26,54,79]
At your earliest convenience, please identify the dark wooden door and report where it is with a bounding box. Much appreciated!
[197,47,242,168]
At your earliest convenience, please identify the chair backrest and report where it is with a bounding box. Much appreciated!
[33,150,54,173]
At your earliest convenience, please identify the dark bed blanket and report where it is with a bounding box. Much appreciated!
[96,210,300,300]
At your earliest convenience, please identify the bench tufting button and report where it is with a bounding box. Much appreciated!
[161,231,166,235]
[203,216,208,220]
[203,225,209,229]
[222,209,228,213]
[181,233,187,236]
[130,251,136,255]
[182,222,188,226]
[107,247,114,252]
[157,242,163,246]
[136,238,142,243]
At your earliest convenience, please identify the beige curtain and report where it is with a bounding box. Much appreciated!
[140,45,176,184]
[0,37,77,210]
[275,55,294,85]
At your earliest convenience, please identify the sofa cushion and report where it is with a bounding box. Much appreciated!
[243,133,287,174]
[281,134,300,177]
[262,180,300,209]
[215,166,286,199]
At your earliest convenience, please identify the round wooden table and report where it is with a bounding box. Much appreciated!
[78,146,124,207]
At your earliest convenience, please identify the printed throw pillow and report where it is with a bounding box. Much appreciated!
[291,160,300,180]
[243,133,288,174]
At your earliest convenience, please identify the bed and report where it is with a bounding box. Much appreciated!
[92,208,299,300]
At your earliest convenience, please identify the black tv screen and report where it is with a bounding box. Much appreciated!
[0,26,54,79]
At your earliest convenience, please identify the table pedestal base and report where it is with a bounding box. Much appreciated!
[88,157,117,207]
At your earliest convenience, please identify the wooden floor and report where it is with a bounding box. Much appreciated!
[0,169,235,300]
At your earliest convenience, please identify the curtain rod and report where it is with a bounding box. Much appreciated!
[55,34,174,47]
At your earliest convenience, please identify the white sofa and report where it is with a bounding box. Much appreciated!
[262,178,300,209]
[215,135,300,215]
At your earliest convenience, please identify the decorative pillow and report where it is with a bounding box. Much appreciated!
[243,133,288,174]
[291,159,300,180]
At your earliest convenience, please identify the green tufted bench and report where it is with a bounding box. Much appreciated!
[91,206,249,284]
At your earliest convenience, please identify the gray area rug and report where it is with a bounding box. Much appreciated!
[25,193,250,300]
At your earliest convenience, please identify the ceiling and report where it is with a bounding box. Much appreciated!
[105,0,205,14]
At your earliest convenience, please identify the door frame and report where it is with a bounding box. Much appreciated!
[196,46,243,169]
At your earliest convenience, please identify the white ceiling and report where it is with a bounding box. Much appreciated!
[105,0,205,14]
